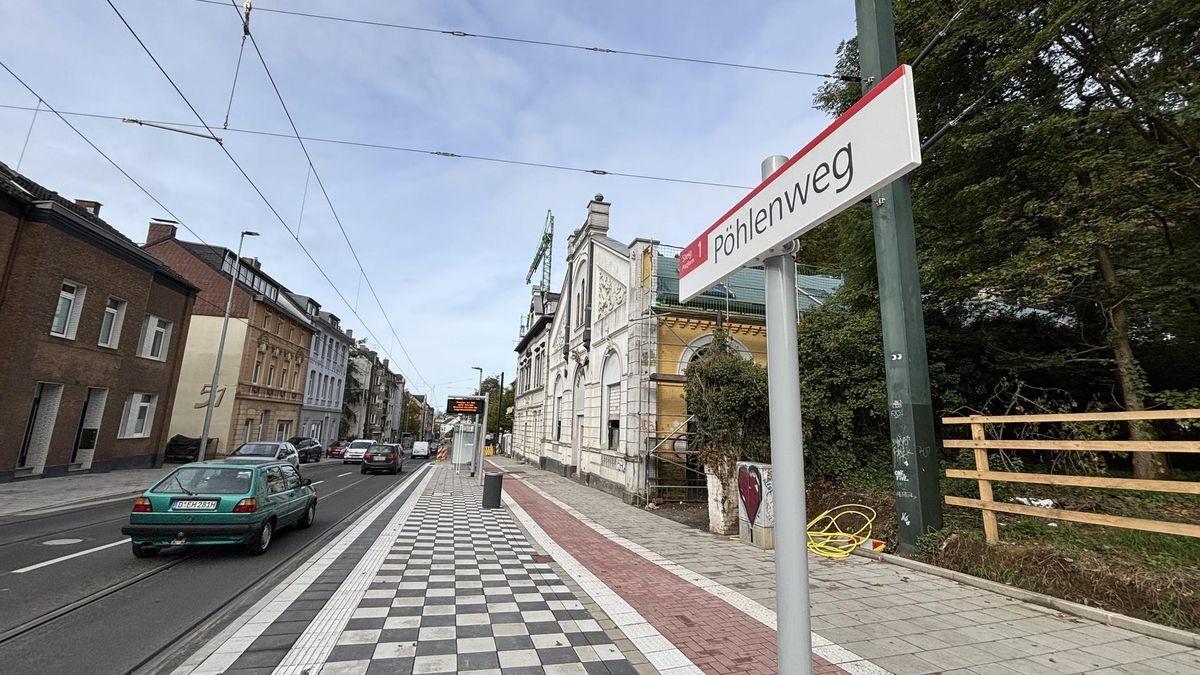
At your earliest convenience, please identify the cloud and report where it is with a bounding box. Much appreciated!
[0,0,856,402]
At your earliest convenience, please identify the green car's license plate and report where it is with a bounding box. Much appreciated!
[173,499,218,511]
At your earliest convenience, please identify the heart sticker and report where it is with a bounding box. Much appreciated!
[738,464,763,541]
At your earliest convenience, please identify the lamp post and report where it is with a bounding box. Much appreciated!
[197,230,259,462]
[471,366,483,394]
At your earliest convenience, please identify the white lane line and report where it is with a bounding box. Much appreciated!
[273,467,436,675]
[501,468,890,675]
[12,538,130,573]
[310,481,324,486]
[336,472,352,477]
[187,463,432,675]
[503,492,703,674]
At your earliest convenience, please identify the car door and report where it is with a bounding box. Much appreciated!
[263,466,287,520]
[278,464,305,524]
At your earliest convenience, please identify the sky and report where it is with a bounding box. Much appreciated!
[0,0,856,407]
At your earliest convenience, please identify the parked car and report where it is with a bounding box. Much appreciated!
[288,437,324,463]
[361,443,401,475]
[121,460,317,557]
[227,442,300,469]
[342,439,375,464]
[163,434,201,463]
[410,441,431,460]
[327,441,347,459]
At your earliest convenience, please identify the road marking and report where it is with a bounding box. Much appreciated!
[337,472,352,477]
[42,538,84,546]
[12,538,130,573]
[310,481,324,486]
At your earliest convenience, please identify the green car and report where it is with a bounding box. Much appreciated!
[121,460,317,558]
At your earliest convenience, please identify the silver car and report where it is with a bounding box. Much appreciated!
[227,441,300,469]
[342,439,374,464]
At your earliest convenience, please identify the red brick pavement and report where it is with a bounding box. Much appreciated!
[498,470,846,674]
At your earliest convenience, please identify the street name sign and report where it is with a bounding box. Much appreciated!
[678,64,922,302]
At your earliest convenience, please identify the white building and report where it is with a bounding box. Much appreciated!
[291,294,352,447]
[513,290,558,464]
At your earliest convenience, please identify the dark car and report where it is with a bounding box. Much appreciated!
[361,444,400,475]
[288,437,324,463]
[227,442,300,470]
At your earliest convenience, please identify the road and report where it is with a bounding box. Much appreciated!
[0,456,427,674]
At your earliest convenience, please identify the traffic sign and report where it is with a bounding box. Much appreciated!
[678,64,921,302]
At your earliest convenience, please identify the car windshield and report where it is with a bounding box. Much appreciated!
[231,443,279,457]
[370,445,390,452]
[349,440,374,449]
[153,467,254,495]
[287,437,305,445]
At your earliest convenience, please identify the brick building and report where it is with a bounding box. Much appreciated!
[145,224,314,456]
[0,162,197,481]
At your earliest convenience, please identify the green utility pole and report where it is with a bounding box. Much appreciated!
[855,0,942,552]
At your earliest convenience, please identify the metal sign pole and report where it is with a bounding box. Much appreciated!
[475,392,490,484]
[761,155,813,675]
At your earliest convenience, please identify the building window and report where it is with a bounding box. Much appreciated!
[51,281,86,339]
[138,316,172,360]
[281,366,289,391]
[263,312,271,329]
[253,359,263,384]
[289,327,294,342]
[292,369,299,392]
[98,297,126,348]
[275,420,290,441]
[244,418,252,442]
[608,419,620,450]
[267,362,276,389]
[259,410,269,440]
[119,393,157,438]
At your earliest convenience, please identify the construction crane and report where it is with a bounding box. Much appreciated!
[524,210,554,291]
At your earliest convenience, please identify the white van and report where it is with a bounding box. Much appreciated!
[410,441,431,460]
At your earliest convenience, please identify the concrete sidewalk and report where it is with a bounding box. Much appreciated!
[488,457,1200,675]
[0,465,175,517]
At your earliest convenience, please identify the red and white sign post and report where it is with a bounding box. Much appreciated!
[680,66,921,674]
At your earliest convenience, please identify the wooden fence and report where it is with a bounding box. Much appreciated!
[941,409,1200,544]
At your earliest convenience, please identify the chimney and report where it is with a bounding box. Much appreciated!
[248,257,262,270]
[586,193,610,233]
[146,219,177,245]
[74,199,102,216]
[345,329,353,339]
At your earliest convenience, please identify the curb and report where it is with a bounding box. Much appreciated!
[5,489,145,517]
[850,548,1200,649]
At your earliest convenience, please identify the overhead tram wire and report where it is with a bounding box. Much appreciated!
[231,0,434,393]
[0,62,267,330]
[0,103,753,191]
[188,0,857,82]
[103,0,429,395]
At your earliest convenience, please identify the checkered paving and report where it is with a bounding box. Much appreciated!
[322,466,639,674]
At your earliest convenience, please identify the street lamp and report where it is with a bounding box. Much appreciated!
[471,366,483,394]
[197,230,259,462]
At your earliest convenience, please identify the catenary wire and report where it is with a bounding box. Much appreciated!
[232,0,434,393]
[102,0,432,393]
[187,0,855,81]
[0,103,754,191]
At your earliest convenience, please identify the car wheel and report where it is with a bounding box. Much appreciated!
[131,542,159,558]
[360,466,369,474]
[246,519,274,555]
[297,501,316,529]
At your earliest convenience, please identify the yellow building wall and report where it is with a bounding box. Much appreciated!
[654,316,767,437]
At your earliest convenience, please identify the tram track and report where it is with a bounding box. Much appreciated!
[0,459,429,674]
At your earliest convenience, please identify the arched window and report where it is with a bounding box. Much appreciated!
[552,376,564,441]
[572,368,585,443]
[678,333,752,375]
[600,351,622,449]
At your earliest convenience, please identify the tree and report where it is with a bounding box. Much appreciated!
[339,364,365,440]
[809,0,1199,478]
[683,331,771,533]
[476,375,516,437]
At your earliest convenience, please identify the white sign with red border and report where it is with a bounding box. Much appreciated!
[678,64,922,302]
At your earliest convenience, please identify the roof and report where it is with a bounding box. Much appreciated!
[0,161,198,292]
[593,234,630,256]
[180,239,311,324]
[654,250,842,318]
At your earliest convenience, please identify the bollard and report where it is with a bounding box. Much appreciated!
[482,472,503,509]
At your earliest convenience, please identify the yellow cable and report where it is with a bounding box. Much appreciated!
[806,504,877,559]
